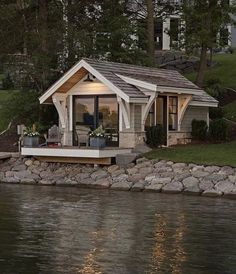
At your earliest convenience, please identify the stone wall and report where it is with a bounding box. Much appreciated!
[119,131,146,148]
[168,132,192,146]
[0,156,236,199]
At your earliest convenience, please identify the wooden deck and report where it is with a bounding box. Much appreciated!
[0,153,12,160]
[21,146,132,165]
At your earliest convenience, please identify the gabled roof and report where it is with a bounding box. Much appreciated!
[39,58,218,106]
[84,58,199,90]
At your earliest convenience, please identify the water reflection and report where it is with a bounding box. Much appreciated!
[0,185,235,274]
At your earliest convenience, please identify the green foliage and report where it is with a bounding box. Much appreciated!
[209,107,224,120]
[145,141,236,167]
[2,74,14,90]
[145,125,166,147]
[1,90,58,128]
[209,118,228,142]
[223,101,236,122]
[205,77,225,100]
[0,90,17,131]
[191,119,208,140]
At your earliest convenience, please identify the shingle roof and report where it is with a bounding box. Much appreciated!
[192,92,218,104]
[83,58,218,105]
[84,58,199,90]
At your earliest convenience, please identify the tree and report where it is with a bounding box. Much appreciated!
[181,0,236,87]
[146,0,155,64]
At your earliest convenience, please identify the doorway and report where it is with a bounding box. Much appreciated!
[73,95,119,147]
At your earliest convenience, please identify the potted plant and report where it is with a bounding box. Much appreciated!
[23,124,40,147]
[89,126,106,148]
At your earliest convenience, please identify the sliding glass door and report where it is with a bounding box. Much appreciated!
[73,95,119,146]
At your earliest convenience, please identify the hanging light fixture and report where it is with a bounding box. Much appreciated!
[84,73,94,82]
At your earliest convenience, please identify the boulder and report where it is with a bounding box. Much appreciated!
[20,178,36,185]
[0,172,4,180]
[199,180,214,191]
[77,178,93,188]
[132,144,152,154]
[112,174,129,183]
[111,169,125,178]
[138,167,153,176]
[204,166,220,173]
[144,182,163,192]
[12,164,26,171]
[229,175,236,183]
[205,173,227,183]
[90,170,108,181]
[184,185,202,195]
[202,189,223,197]
[107,165,119,174]
[111,181,132,191]
[218,166,234,175]
[162,181,183,194]
[38,180,54,186]
[136,157,149,164]
[126,167,139,176]
[182,176,199,188]
[215,180,234,193]
[131,180,146,192]
[116,153,138,167]
[90,178,111,189]
[151,177,172,185]
[172,163,187,169]
[1,177,20,184]
[173,172,191,181]
[129,173,145,183]
[191,171,210,178]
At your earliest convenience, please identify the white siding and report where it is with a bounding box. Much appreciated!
[134,105,142,131]
[181,106,209,132]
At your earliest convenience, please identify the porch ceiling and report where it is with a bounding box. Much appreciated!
[57,67,88,93]
[43,67,88,103]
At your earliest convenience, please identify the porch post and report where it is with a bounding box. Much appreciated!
[52,94,72,146]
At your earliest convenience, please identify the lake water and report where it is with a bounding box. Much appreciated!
[0,184,235,274]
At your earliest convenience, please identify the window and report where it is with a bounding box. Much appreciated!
[169,96,178,130]
[145,103,155,127]
[74,95,118,146]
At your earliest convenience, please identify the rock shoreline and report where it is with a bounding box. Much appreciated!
[0,157,236,199]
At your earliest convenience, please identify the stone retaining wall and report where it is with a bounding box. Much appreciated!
[0,157,236,199]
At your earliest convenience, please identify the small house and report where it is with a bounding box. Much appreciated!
[22,58,218,164]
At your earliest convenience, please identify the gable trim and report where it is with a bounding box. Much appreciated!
[39,60,131,104]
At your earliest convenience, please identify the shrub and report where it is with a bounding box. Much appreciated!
[2,74,14,90]
[145,125,165,147]
[209,119,228,142]
[191,119,208,141]
[209,107,224,120]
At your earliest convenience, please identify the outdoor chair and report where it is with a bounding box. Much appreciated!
[46,125,62,146]
[76,125,90,147]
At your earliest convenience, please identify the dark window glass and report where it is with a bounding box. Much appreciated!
[169,96,178,130]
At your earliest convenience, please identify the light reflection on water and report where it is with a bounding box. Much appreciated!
[0,184,235,274]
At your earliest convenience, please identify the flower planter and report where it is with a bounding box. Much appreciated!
[89,137,106,149]
[23,136,39,147]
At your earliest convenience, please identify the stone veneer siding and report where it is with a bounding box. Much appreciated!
[168,132,192,146]
[119,104,146,148]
